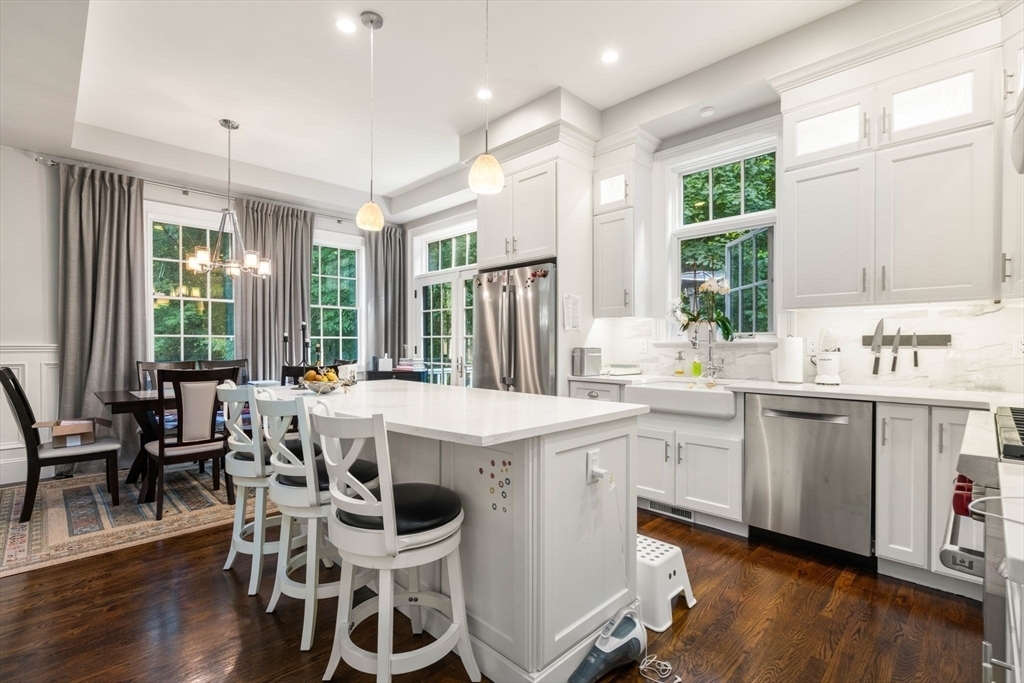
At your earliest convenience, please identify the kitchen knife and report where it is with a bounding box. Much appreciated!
[912,333,918,368]
[871,319,884,375]
[891,328,901,372]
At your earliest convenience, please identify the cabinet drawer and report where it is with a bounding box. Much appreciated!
[569,381,621,402]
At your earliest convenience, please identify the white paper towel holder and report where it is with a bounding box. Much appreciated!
[776,336,804,384]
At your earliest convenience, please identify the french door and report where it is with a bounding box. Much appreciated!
[416,268,475,386]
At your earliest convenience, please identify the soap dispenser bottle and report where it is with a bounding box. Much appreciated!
[674,351,686,376]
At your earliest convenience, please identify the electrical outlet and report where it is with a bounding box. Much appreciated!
[1013,336,1024,359]
[639,339,649,355]
[807,339,817,355]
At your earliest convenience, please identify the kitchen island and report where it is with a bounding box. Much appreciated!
[270,380,649,683]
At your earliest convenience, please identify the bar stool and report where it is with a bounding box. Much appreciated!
[217,381,282,595]
[313,402,481,683]
[260,392,379,651]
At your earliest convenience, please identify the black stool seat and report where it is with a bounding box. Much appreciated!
[337,483,461,536]
[232,438,319,465]
[278,456,378,491]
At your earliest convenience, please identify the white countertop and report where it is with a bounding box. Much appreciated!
[572,374,1023,411]
[998,461,1024,585]
[268,380,648,447]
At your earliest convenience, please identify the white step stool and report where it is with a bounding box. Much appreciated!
[636,534,696,632]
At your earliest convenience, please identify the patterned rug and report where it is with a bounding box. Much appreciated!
[0,465,272,577]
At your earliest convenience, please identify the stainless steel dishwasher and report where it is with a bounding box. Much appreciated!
[744,394,874,556]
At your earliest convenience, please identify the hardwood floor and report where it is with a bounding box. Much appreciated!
[0,510,981,682]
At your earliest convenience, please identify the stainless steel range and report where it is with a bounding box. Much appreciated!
[947,407,1024,683]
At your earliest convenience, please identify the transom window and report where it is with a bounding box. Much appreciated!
[681,152,775,225]
[151,221,235,361]
[311,245,358,364]
[427,232,477,272]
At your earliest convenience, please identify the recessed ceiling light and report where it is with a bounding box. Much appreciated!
[477,89,493,100]
[335,18,356,33]
[601,50,619,64]
[700,106,715,118]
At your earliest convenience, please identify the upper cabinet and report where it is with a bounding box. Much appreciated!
[593,162,634,215]
[476,160,557,269]
[1002,26,1023,117]
[1002,114,1024,299]
[593,209,635,317]
[783,90,874,168]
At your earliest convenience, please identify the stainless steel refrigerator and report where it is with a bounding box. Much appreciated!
[472,262,556,395]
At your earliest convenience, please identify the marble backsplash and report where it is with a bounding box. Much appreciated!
[587,300,1024,394]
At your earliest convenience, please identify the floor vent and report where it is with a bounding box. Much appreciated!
[647,500,694,521]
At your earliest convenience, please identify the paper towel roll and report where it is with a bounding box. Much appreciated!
[776,337,804,384]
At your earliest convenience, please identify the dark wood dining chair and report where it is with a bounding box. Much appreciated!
[330,359,357,367]
[146,368,236,520]
[198,359,248,384]
[280,365,338,385]
[0,366,120,523]
[137,360,196,391]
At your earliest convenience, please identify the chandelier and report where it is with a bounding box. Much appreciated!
[186,119,271,278]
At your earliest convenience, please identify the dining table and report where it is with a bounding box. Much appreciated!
[94,389,175,504]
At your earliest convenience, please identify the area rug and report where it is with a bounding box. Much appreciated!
[0,465,272,577]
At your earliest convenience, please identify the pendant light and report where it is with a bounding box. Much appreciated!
[468,0,504,195]
[187,119,271,278]
[356,11,385,231]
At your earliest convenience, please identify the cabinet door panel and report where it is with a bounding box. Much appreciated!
[476,182,512,269]
[512,161,557,263]
[675,433,742,521]
[783,90,874,169]
[1002,117,1024,298]
[593,209,633,318]
[877,52,995,146]
[875,126,994,303]
[930,407,983,582]
[594,162,633,214]
[781,154,874,308]
[1003,31,1023,117]
[637,428,674,505]
[875,403,929,568]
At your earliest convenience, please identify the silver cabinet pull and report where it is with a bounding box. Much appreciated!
[624,179,630,203]
[677,442,683,465]
[1005,69,1015,100]
[624,289,630,306]
[762,408,850,424]
[664,441,669,463]
[881,106,888,135]
[862,112,869,140]
[587,390,599,399]
[513,237,518,254]
[938,423,944,453]
[504,238,510,256]
[881,265,886,292]
[862,267,867,293]
[1003,252,1012,282]
[882,418,888,446]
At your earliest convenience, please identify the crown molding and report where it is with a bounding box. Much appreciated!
[490,120,598,165]
[769,0,1003,93]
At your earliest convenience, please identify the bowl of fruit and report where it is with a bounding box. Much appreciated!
[299,367,356,395]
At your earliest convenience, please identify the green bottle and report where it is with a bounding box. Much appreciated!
[691,357,702,377]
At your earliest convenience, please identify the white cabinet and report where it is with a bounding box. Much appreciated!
[637,428,675,505]
[593,162,633,215]
[875,126,994,303]
[929,407,983,583]
[1002,116,1024,298]
[593,209,635,317]
[674,433,743,522]
[875,403,930,568]
[1002,30,1023,117]
[568,380,622,403]
[475,161,557,268]
[783,89,874,168]
[781,154,875,308]
[876,52,995,147]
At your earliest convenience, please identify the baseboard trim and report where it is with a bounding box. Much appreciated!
[878,558,983,601]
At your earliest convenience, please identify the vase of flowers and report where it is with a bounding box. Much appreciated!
[669,276,734,342]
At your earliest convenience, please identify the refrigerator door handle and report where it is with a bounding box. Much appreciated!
[498,281,508,389]
[505,286,517,387]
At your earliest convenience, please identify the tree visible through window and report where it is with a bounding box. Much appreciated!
[151,221,235,361]
[311,245,358,364]
[427,232,477,272]
[682,152,775,225]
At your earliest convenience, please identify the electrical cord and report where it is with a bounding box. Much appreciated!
[968,496,1024,524]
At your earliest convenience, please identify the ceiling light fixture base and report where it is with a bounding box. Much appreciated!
[219,118,239,130]
[360,11,383,30]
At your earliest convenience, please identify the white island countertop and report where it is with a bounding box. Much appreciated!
[269,380,649,447]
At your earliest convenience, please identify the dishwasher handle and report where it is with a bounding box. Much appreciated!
[761,407,851,425]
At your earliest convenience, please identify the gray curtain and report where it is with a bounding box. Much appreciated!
[235,198,313,380]
[57,164,147,471]
[366,224,406,359]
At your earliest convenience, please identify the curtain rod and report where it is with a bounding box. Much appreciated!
[34,155,361,227]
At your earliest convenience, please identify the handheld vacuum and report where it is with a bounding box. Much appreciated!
[568,606,647,683]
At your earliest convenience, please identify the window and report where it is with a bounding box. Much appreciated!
[427,232,477,271]
[151,221,235,361]
[311,245,358,364]
[681,152,775,225]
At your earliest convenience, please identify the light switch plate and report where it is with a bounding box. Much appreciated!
[1013,336,1024,359]
[807,339,818,355]
[639,339,649,355]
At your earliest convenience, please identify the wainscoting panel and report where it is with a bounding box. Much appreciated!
[0,345,59,484]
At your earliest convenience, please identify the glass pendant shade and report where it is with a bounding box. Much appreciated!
[243,250,260,270]
[195,247,211,266]
[186,255,200,272]
[469,153,505,194]
[257,258,272,277]
[356,200,385,231]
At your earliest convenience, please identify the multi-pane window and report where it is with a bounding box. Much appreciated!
[311,245,358,364]
[681,152,775,225]
[679,227,773,335]
[427,232,477,272]
[463,280,474,386]
[151,221,235,361]
[421,281,452,385]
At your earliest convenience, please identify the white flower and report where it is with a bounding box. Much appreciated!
[718,278,731,294]
[700,277,719,294]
